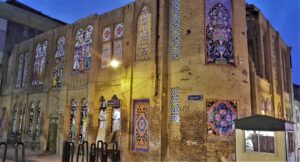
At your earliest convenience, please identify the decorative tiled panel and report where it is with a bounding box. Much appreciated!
[170,87,180,123]
[207,100,237,136]
[102,26,112,42]
[79,98,88,144]
[73,25,93,73]
[32,40,48,85]
[205,0,234,64]
[53,36,65,88]
[101,42,112,69]
[22,52,29,87]
[169,0,180,60]
[113,39,122,62]
[136,5,152,61]
[16,54,24,88]
[114,23,124,39]
[69,99,78,142]
[133,99,150,152]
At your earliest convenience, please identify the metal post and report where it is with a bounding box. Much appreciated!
[101,143,108,162]
[76,144,83,162]
[15,142,25,162]
[0,142,7,162]
[112,142,119,162]
[89,143,96,162]
[96,141,103,162]
[82,141,89,162]
[69,142,74,162]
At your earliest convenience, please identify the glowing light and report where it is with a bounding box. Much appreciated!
[110,60,120,68]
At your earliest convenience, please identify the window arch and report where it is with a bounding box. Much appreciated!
[136,5,152,61]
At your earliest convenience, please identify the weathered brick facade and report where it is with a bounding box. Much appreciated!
[0,0,293,161]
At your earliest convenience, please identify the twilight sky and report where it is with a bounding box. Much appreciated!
[2,0,299,84]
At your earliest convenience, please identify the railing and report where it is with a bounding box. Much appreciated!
[62,141,120,162]
[0,142,7,162]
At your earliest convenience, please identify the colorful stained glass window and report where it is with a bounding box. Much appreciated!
[170,87,180,122]
[73,25,93,72]
[132,99,150,152]
[32,41,48,85]
[101,42,112,69]
[114,23,124,39]
[16,54,24,88]
[53,36,65,88]
[136,5,152,61]
[207,100,237,136]
[22,52,29,87]
[205,0,234,64]
[170,0,180,60]
[102,27,112,42]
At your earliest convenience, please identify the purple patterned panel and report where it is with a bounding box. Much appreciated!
[205,0,234,64]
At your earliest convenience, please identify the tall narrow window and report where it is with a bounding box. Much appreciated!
[136,5,152,61]
[73,25,93,73]
[22,52,29,87]
[205,0,234,64]
[69,99,78,142]
[53,36,65,88]
[16,54,24,88]
[32,41,48,85]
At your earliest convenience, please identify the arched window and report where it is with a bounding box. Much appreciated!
[205,0,234,64]
[136,5,152,61]
[32,41,48,85]
[53,36,65,88]
[16,54,24,88]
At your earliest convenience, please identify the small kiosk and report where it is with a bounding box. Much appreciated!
[235,115,295,162]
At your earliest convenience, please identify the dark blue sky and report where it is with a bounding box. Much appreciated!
[2,0,299,84]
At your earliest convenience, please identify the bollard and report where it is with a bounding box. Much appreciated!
[89,143,96,162]
[0,142,7,162]
[112,142,120,162]
[82,141,89,162]
[101,143,108,162]
[96,141,103,162]
[76,144,83,162]
[15,142,25,162]
[69,142,75,162]
[62,141,69,162]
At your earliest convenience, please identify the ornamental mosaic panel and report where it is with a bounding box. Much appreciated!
[73,25,93,72]
[0,107,6,139]
[207,100,237,136]
[170,0,180,60]
[69,99,78,142]
[170,87,180,122]
[136,5,152,61]
[32,41,48,85]
[205,0,234,64]
[114,23,124,39]
[79,98,88,144]
[133,99,150,152]
[101,42,112,69]
[102,27,112,42]
[22,52,29,87]
[16,54,24,88]
[53,36,65,88]
[28,103,35,138]
[34,102,42,141]
[113,39,123,62]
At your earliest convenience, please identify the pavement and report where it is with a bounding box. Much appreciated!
[1,147,61,162]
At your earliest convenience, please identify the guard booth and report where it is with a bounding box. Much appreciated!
[235,115,295,162]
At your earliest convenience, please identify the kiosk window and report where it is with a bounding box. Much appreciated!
[245,130,275,153]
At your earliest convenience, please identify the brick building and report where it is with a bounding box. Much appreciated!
[0,0,294,161]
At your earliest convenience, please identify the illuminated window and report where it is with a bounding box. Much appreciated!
[245,130,275,153]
